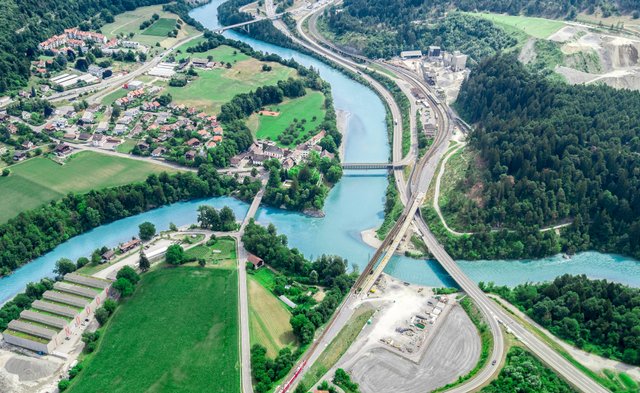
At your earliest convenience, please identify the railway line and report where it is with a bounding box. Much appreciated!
[272,2,611,393]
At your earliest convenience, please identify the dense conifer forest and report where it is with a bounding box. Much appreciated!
[454,55,640,259]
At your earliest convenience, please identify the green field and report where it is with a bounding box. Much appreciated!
[247,90,326,147]
[472,12,565,39]
[248,273,297,357]
[67,267,239,393]
[100,88,128,106]
[0,151,175,223]
[164,57,296,114]
[115,139,138,154]
[142,18,177,36]
[184,237,237,268]
[100,5,199,48]
[175,42,250,64]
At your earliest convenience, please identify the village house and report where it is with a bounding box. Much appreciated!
[54,143,72,157]
[101,249,115,262]
[185,150,196,161]
[247,254,265,270]
[151,147,166,157]
[81,111,95,124]
[186,138,201,148]
[13,151,26,161]
[95,121,109,133]
[78,132,92,141]
[21,141,34,150]
[119,238,141,253]
[92,134,104,147]
[113,124,127,135]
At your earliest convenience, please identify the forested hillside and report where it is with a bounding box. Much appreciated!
[322,0,640,59]
[482,275,640,366]
[0,0,171,93]
[324,8,516,60]
[454,55,640,258]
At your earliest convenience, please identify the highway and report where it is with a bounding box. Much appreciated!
[274,2,611,393]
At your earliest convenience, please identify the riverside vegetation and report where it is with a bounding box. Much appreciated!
[482,274,640,366]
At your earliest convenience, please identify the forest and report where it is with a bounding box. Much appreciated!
[481,347,575,392]
[450,55,640,259]
[0,166,260,276]
[481,275,640,366]
[324,8,516,61]
[0,0,174,93]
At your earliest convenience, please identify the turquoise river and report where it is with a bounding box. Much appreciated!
[1,0,639,304]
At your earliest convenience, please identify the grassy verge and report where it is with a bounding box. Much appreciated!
[297,306,375,390]
[433,297,493,392]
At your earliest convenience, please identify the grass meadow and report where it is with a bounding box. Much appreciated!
[472,12,565,39]
[67,267,240,393]
[248,90,326,147]
[0,151,174,223]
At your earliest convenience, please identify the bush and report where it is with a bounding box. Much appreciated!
[95,307,110,325]
[116,265,140,284]
[1,169,9,177]
[113,277,134,297]
[103,298,117,314]
[166,244,185,265]
[58,379,71,391]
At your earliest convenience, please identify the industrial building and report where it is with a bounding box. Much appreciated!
[2,273,111,354]
[400,50,422,60]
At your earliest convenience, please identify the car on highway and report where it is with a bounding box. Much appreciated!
[491,360,497,366]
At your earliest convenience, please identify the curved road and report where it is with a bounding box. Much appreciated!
[282,3,610,393]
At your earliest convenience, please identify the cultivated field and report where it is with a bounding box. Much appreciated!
[142,18,177,36]
[67,267,240,393]
[248,269,297,357]
[472,12,566,39]
[0,151,174,223]
[247,90,326,147]
[164,55,296,114]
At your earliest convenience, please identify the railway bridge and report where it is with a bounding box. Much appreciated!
[340,162,405,170]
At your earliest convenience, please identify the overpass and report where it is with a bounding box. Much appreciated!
[340,162,405,170]
[213,13,283,33]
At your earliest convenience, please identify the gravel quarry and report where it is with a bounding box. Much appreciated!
[547,25,640,90]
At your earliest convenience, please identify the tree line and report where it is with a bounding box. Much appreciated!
[481,274,640,366]
[453,55,640,259]
[0,165,260,276]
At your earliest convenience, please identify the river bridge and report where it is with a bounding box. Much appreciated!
[340,162,405,170]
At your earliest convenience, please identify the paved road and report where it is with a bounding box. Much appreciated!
[279,3,610,393]
[237,184,265,393]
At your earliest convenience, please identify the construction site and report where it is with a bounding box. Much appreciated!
[331,276,481,393]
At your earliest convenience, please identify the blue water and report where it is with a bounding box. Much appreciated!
[0,197,248,304]
[1,1,640,304]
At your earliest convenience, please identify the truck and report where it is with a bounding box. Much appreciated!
[394,118,398,125]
